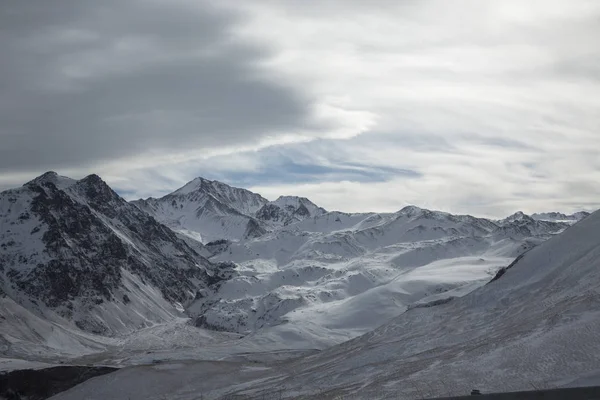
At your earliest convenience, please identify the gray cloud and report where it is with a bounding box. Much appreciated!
[0,0,314,173]
[2,0,599,218]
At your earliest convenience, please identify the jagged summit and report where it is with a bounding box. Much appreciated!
[171,177,211,195]
[0,172,229,343]
[273,195,320,205]
[26,170,58,183]
[166,177,268,215]
[256,195,327,225]
[171,177,261,201]
[501,211,531,223]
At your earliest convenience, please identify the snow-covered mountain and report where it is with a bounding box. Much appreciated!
[219,208,600,399]
[133,178,328,243]
[132,177,270,243]
[2,172,594,397]
[495,210,569,238]
[186,205,570,347]
[50,209,600,400]
[0,172,233,357]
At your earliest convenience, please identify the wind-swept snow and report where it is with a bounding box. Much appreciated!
[189,203,564,350]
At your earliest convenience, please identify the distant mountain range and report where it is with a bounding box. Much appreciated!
[131,176,587,244]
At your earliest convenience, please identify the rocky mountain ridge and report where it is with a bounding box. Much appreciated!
[132,176,587,245]
[0,172,232,346]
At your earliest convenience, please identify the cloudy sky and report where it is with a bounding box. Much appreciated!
[1,0,599,217]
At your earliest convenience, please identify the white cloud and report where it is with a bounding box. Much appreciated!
[225,0,600,216]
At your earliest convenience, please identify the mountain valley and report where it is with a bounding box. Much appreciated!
[0,172,596,399]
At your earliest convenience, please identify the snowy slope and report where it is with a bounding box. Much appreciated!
[279,211,377,234]
[187,207,563,349]
[224,209,600,399]
[0,172,233,358]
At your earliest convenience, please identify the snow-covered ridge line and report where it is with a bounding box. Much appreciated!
[129,175,589,244]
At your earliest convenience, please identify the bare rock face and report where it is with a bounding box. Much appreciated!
[0,172,232,336]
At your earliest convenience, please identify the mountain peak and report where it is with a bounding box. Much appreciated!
[398,205,426,216]
[171,176,249,197]
[75,174,118,198]
[25,171,76,190]
[135,177,269,241]
[38,171,58,180]
[502,211,531,223]
[256,195,326,226]
[171,177,212,195]
[78,173,107,186]
[275,195,308,202]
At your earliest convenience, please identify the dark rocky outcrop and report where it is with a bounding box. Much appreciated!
[487,253,527,284]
